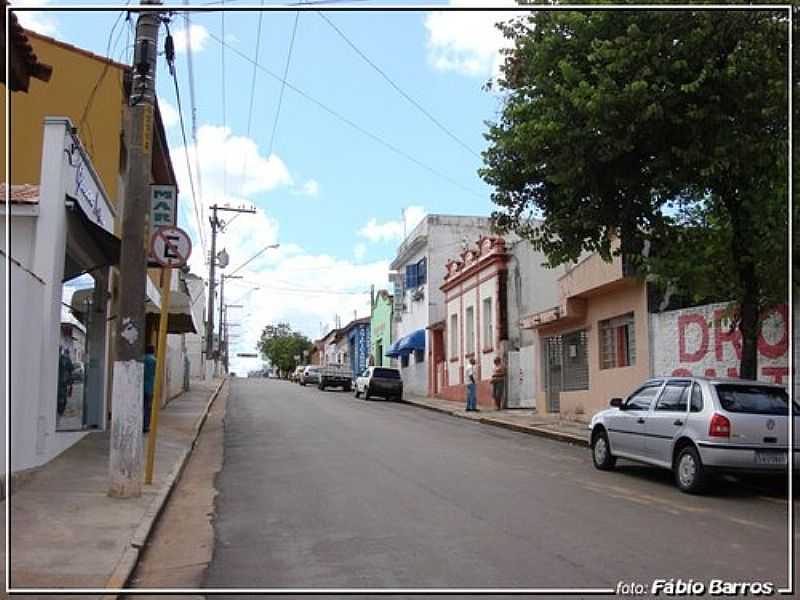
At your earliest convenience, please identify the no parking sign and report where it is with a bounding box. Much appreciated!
[150,226,192,268]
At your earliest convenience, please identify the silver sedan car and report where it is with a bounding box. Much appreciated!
[589,376,799,493]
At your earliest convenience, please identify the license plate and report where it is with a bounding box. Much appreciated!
[754,451,788,465]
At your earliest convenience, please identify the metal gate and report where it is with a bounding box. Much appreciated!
[543,336,562,413]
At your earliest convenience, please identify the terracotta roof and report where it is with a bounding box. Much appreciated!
[0,183,40,204]
[4,5,53,91]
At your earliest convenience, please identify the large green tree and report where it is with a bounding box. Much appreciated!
[481,8,789,379]
[257,323,313,377]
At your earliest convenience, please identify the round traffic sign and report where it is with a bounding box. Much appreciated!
[150,226,192,268]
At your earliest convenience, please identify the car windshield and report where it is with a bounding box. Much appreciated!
[373,368,401,379]
[714,384,798,416]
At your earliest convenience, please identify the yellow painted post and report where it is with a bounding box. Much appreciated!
[144,267,172,484]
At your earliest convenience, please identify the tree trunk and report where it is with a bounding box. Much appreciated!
[724,194,760,380]
[737,281,759,380]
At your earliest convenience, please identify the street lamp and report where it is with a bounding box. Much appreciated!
[228,243,280,277]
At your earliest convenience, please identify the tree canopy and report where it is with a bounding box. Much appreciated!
[257,323,313,376]
[481,8,789,379]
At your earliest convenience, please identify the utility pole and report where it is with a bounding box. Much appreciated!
[109,0,162,498]
[218,274,242,374]
[206,203,255,375]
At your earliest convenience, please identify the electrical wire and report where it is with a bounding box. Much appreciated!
[235,0,266,201]
[79,10,127,156]
[221,3,229,201]
[268,10,300,156]
[206,31,485,199]
[165,21,208,262]
[317,11,480,159]
[183,2,206,239]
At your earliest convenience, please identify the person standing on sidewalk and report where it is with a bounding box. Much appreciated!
[491,356,507,411]
[465,357,478,412]
[143,345,157,433]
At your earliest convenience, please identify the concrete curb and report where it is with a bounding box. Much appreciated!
[400,398,589,448]
[101,378,227,598]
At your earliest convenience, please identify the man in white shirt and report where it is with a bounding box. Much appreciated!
[465,357,478,412]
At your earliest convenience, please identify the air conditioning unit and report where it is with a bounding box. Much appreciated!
[411,288,425,302]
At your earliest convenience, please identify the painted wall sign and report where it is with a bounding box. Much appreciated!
[150,185,177,228]
[651,302,789,384]
[65,132,114,234]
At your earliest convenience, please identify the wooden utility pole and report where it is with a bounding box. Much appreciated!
[205,204,255,375]
[218,274,242,375]
[109,0,162,498]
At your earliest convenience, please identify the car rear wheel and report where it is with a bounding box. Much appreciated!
[591,429,616,471]
[354,386,361,398]
[674,445,707,494]
[364,386,372,400]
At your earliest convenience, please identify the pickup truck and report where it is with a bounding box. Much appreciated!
[318,364,353,391]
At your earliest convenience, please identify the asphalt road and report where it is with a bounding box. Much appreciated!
[205,378,793,595]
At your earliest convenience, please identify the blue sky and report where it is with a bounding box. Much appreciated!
[16,1,526,371]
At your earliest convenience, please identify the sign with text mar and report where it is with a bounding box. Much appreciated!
[150,185,177,229]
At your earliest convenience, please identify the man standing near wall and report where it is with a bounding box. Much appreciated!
[491,356,507,411]
[143,345,156,433]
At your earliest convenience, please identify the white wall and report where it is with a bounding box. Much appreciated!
[651,302,789,383]
[183,274,206,379]
[392,215,492,397]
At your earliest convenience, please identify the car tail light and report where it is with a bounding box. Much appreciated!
[709,413,731,438]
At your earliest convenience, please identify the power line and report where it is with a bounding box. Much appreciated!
[317,11,480,159]
[236,0,265,199]
[183,1,206,243]
[165,21,208,262]
[221,3,229,200]
[206,31,484,199]
[268,10,300,156]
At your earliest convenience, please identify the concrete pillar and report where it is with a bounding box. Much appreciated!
[32,118,71,457]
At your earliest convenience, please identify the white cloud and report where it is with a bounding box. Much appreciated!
[225,254,392,374]
[424,1,527,79]
[159,99,179,128]
[12,0,58,36]
[301,180,320,197]
[172,24,210,53]
[358,206,427,243]
[354,243,367,260]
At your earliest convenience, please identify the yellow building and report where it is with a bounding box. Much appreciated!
[2,29,189,456]
[2,30,176,232]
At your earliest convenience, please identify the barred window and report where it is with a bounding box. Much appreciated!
[562,330,589,391]
[600,313,636,370]
[465,306,475,354]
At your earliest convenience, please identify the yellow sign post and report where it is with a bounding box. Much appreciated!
[144,267,171,484]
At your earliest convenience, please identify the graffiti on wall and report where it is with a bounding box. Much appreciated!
[651,302,789,384]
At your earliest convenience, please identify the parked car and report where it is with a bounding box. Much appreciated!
[354,366,403,401]
[318,364,353,391]
[300,365,321,386]
[589,376,800,493]
[291,366,306,382]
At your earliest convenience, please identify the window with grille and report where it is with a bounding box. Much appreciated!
[562,330,589,391]
[482,297,493,348]
[465,306,475,354]
[599,313,636,369]
[450,314,458,357]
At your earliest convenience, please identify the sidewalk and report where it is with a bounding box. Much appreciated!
[2,377,225,594]
[402,393,590,447]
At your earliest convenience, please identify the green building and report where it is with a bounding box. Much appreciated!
[370,290,394,367]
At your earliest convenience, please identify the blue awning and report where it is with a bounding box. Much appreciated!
[386,329,425,357]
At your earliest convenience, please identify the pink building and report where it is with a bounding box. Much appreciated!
[437,236,510,407]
